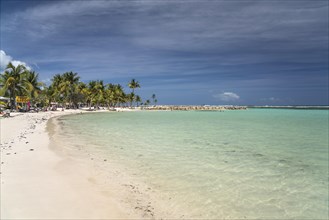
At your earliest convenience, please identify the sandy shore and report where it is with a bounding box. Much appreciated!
[0,110,142,219]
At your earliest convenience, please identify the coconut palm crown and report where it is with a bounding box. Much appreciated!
[128,78,140,94]
[0,62,30,109]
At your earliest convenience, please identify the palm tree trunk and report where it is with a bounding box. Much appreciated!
[10,88,15,110]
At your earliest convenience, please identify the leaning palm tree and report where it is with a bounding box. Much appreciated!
[0,62,30,110]
[25,71,44,105]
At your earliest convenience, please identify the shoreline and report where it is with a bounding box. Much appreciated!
[1,109,327,219]
[48,112,187,219]
[0,110,142,219]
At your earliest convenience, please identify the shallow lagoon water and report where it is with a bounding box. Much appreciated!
[58,109,328,219]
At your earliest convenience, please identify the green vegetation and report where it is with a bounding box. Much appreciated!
[152,94,157,106]
[0,63,42,110]
[128,78,140,107]
[0,62,157,110]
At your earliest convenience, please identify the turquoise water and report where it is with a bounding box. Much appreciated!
[58,109,328,219]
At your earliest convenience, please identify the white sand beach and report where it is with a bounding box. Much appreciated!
[0,110,141,219]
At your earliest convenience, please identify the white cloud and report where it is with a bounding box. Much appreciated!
[213,92,240,102]
[0,50,12,69]
[0,50,31,70]
[261,97,281,102]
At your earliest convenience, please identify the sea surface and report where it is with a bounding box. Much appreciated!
[56,109,328,219]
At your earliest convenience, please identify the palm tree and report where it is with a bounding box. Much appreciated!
[88,80,97,108]
[62,71,80,108]
[113,84,125,107]
[105,83,113,107]
[25,71,43,105]
[135,95,142,107]
[128,78,140,94]
[50,74,64,108]
[152,94,156,106]
[71,82,87,108]
[105,83,120,108]
[128,79,140,107]
[58,80,70,109]
[87,80,105,109]
[52,74,63,88]
[36,85,52,108]
[0,62,30,110]
[128,92,135,107]
[95,80,106,108]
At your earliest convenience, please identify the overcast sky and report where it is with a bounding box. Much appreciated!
[1,0,328,105]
